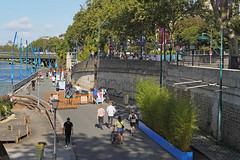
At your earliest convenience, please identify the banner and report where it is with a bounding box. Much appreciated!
[20,38,22,81]
[166,28,171,44]
[30,44,36,72]
[159,28,164,44]
[59,81,65,90]
[11,32,18,85]
[55,57,58,68]
[96,92,103,103]
[25,40,29,76]
[35,47,41,70]
[48,50,51,69]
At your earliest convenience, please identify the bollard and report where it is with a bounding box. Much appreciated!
[18,129,21,137]
[27,116,30,124]
[123,94,129,105]
[35,144,44,160]
[26,85,30,95]
[16,136,18,143]
[26,125,29,137]
[23,115,26,125]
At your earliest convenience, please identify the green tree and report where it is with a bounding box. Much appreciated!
[56,39,69,69]
[210,0,240,68]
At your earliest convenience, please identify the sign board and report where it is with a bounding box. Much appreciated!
[209,50,213,55]
[109,45,113,51]
[190,45,195,50]
[175,45,180,51]
[59,81,65,90]
[96,92,103,103]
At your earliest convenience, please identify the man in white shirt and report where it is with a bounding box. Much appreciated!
[52,76,56,87]
[106,102,116,128]
[75,84,81,94]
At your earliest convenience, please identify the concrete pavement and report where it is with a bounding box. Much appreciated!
[28,77,175,159]
[4,77,76,160]
[58,103,176,160]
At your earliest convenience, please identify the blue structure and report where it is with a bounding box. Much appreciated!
[11,32,18,85]
[25,40,29,76]
[47,50,51,69]
[20,38,22,81]
[35,47,41,70]
[30,44,36,72]
[55,57,58,68]
[139,121,193,160]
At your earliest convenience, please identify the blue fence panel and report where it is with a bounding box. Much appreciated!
[139,121,193,160]
[166,55,170,61]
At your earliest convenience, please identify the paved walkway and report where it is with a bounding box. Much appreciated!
[4,77,75,160]
[5,76,240,160]
[29,78,176,159]
[58,103,176,160]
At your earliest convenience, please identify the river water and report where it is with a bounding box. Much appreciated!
[0,62,28,96]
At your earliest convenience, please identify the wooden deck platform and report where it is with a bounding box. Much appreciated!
[0,115,31,144]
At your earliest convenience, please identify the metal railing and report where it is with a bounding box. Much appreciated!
[12,72,39,93]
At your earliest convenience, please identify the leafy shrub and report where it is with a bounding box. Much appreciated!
[135,79,198,152]
[0,95,13,117]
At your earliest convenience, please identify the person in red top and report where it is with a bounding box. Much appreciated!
[97,105,105,130]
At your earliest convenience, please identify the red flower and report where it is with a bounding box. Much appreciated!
[4,98,7,100]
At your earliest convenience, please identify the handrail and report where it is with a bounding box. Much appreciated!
[12,71,39,93]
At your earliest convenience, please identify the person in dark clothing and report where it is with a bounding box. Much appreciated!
[31,79,36,90]
[69,82,73,89]
[62,117,73,148]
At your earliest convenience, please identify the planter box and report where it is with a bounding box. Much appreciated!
[139,121,193,160]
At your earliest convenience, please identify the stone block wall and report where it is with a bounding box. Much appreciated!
[72,59,240,150]
[71,60,95,90]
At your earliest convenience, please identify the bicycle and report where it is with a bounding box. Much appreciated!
[110,126,120,147]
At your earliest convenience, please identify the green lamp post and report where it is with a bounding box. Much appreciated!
[98,18,109,60]
[198,27,223,143]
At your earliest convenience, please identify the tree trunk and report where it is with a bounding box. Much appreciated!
[228,34,239,69]
[94,56,98,88]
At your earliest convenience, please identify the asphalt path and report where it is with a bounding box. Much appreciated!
[58,103,176,160]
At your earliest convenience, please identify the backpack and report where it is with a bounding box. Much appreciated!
[131,114,136,119]
[130,114,136,122]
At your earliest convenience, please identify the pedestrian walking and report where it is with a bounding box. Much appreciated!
[49,94,54,114]
[46,71,48,79]
[93,87,99,105]
[56,82,60,92]
[128,109,138,135]
[62,117,73,148]
[31,79,36,90]
[113,116,124,145]
[75,84,81,94]
[51,76,56,87]
[106,102,116,128]
[97,105,105,130]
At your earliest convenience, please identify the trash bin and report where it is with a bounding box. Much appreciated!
[123,94,129,105]
[35,144,44,160]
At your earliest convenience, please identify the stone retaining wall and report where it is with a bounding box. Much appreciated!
[72,59,240,150]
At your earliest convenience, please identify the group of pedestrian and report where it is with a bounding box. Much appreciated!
[96,101,138,145]
[61,102,138,148]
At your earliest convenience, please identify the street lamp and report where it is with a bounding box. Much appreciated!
[98,18,109,60]
[52,99,59,157]
[198,27,223,143]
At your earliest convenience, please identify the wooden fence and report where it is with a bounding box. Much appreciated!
[45,92,94,110]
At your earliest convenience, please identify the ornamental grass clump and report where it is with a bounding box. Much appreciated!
[135,79,198,152]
